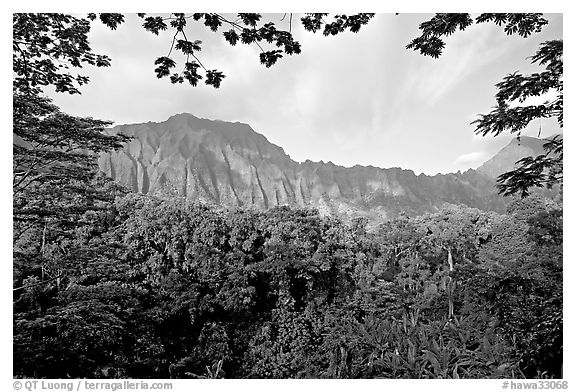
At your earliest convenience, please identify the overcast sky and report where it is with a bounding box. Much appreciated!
[47,13,563,175]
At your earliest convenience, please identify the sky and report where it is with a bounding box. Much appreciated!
[46,13,563,175]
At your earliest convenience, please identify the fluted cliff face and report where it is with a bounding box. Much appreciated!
[98,114,547,221]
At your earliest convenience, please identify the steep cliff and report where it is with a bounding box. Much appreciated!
[98,113,550,221]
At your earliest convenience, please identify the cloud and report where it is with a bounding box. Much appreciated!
[453,151,492,171]
[402,20,522,107]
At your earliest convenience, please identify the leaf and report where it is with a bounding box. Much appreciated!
[238,13,261,27]
[422,349,441,374]
[223,30,239,46]
[175,40,202,55]
[259,50,283,68]
[205,69,225,88]
[98,13,125,30]
[203,14,222,31]
[142,16,167,35]
[153,56,176,78]
[452,365,460,379]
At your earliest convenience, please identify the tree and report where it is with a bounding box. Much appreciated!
[411,206,500,318]
[13,13,131,230]
[13,14,140,379]
[408,13,562,197]
[13,83,131,295]
[13,13,124,96]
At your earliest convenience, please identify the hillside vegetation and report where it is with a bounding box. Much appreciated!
[13,183,562,378]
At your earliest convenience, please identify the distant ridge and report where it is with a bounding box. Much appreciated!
[99,113,553,222]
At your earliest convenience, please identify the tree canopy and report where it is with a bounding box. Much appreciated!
[14,197,563,378]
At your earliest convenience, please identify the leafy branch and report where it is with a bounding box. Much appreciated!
[138,13,374,88]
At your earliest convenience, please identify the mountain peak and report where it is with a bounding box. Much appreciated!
[166,112,198,121]
[477,135,549,179]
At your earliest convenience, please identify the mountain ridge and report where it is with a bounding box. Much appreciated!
[98,113,549,222]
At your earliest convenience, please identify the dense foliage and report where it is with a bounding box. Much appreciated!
[14,194,562,378]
